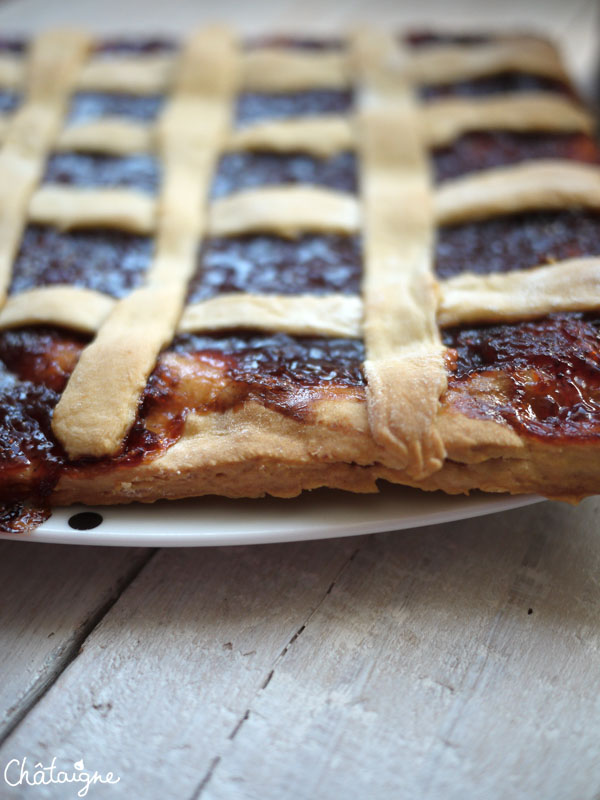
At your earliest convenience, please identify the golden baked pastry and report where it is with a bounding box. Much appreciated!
[0,27,599,530]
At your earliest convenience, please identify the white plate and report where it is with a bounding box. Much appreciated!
[0,488,542,547]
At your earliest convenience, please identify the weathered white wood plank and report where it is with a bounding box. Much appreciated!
[0,538,361,799]
[198,499,600,800]
[0,541,152,742]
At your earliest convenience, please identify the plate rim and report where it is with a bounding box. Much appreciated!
[0,489,545,547]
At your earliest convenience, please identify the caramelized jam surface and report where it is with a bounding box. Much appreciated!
[43,153,160,193]
[94,38,177,55]
[443,313,600,440]
[67,92,164,124]
[0,329,86,525]
[235,89,353,127]
[405,31,492,47]
[188,234,362,300]
[9,225,152,298]
[0,327,366,529]
[245,35,343,50]
[171,333,365,385]
[433,131,600,183]
[0,38,26,53]
[0,90,20,112]
[420,71,572,101]
[436,210,600,279]
[211,151,357,198]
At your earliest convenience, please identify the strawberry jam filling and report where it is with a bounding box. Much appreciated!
[435,210,600,279]
[443,313,600,440]
[235,89,353,127]
[67,92,164,124]
[211,151,357,198]
[0,327,365,530]
[433,131,600,183]
[420,72,573,101]
[43,153,160,193]
[188,234,362,300]
[9,226,153,298]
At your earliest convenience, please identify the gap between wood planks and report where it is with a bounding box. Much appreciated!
[0,547,158,748]
[189,544,363,800]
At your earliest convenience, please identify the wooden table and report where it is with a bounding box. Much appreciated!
[1,499,600,799]
[0,0,599,796]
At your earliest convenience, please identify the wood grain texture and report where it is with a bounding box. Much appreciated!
[199,499,600,800]
[0,501,600,799]
[0,541,152,743]
[0,538,362,798]
[199,500,600,800]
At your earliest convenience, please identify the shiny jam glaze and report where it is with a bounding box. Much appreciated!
[443,313,600,440]
[0,328,87,526]
[9,225,152,298]
[404,31,492,47]
[67,92,164,124]
[188,234,362,300]
[94,38,177,55]
[433,131,600,183]
[244,35,344,50]
[117,334,367,440]
[0,38,26,53]
[170,332,366,386]
[43,153,160,193]
[211,151,357,198]
[435,210,600,279]
[0,327,366,529]
[235,89,354,127]
[420,71,573,101]
[0,90,20,113]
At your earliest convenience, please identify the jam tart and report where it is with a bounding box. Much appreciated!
[0,27,599,530]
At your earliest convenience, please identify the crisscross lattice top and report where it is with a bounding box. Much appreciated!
[0,26,598,479]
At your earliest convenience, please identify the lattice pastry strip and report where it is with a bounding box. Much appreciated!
[1,26,600,515]
[350,29,447,479]
[51,28,240,459]
[0,31,91,305]
[0,90,588,160]
[0,32,585,161]
[0,33,570,93]
[5,156,598,244]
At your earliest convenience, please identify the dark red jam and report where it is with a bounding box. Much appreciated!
[435,210,600,279]
[235,89,354,127]
[67,92,164,124]
[405,31,492,48]
[0,326,366,530]
[433,131,600,183]
[442,313,600,440]
[211,151,357,198]
[94,38,177,55]
[163,332,365,422]
[9,225,152,298]
[0,328,87,522]
[171,332,366,385]
[420,72,573,101]
[0,326,175,528]
[188,234,362,300]
[244,35,344,50]
[43,153,160,194]
[0,90,20,113]
[0,38,26,53]
[0,503,52,534]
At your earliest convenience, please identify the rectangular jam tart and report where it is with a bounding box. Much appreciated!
[1,26,600,531]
